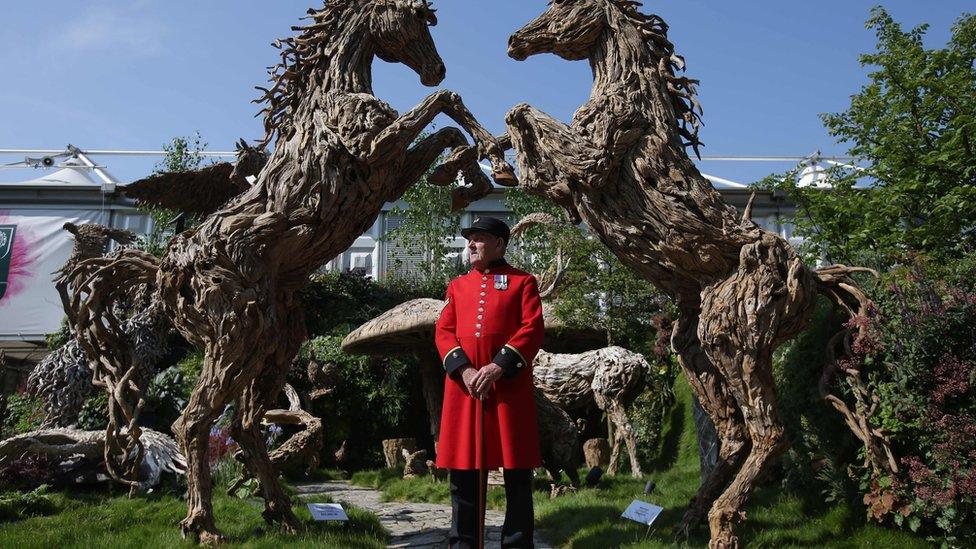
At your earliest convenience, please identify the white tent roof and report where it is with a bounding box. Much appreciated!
[477,162,751,190]
[0,159,102,188]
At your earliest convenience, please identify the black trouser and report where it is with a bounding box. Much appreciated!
[449,468,534,548]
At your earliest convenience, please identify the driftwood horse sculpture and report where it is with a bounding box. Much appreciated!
[68,0,512,542]
[504,1,892,547]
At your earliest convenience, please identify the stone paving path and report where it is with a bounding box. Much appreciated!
[295,480,552,548]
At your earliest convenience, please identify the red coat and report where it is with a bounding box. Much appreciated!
[434,259,544,470]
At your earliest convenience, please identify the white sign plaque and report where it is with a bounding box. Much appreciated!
[621,499,664,525]
[307,503,349,522]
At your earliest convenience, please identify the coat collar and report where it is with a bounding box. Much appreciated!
[471,257,509,275]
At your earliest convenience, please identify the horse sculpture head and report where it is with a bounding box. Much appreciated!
[509,0,675,63]
[508,0,610,61]
[508,0,703,154]
[369,0,445,86]
[258,0,446,144]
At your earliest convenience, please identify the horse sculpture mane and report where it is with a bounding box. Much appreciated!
[602,0,703,152]
[256,0,359,145]
[256,0,439,146]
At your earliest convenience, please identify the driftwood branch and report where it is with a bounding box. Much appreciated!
[0,428,186,490]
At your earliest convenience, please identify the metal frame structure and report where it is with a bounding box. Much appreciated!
[0,144,824,278]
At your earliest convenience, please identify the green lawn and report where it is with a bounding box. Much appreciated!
[351,378,932,548]
[0,489,386,548]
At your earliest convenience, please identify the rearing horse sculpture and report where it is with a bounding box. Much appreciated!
[68,0,513,542]
[504,1,892,547]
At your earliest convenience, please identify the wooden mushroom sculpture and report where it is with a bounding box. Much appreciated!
[341,298,446,438]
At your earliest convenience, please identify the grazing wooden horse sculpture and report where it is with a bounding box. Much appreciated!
[68,0,512,542]
[504,1,891,546]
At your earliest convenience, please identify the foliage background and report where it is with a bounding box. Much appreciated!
[757,9,976,544]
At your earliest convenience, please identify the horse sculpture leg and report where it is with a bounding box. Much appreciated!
[386,126,492,209]
[171,284,280,543]
[229,306,307,532]
[173,355,241,544]
[696,344,783,549]
[505,104,612,184]
[368,90,511,177]
[505,104,605,220]
[696,238,815,548]
[671,303,750,539]
[604,399,643,478]
[231,392,297,531]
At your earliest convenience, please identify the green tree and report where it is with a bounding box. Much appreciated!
[505,186,675,472]
[383,146,463,286]
[761,8,976,267]
[504,186,665,353]
[139,132,209,256]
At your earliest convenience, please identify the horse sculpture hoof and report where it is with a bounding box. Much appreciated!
[182,525,228,546]
[491,164,519,186]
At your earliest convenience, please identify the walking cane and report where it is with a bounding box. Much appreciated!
[476,394,486,549]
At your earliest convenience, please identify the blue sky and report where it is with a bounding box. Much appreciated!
[0,1,971,184]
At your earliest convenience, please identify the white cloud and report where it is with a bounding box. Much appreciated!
[48,3,168,56]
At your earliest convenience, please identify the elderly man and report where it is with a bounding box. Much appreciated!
[435,216,545,549]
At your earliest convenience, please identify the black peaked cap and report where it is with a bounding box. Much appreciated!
[461,216,510,243]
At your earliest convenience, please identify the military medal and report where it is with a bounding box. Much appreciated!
[494,274,508,290]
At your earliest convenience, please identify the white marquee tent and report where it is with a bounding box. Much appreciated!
[0,159,148,343]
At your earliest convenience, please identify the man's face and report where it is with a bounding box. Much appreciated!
[466,231,505,268]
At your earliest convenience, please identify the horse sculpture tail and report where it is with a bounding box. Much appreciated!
[66,248,162,494]
[814,264,899,476]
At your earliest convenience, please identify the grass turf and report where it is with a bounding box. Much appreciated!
[350,377,931,548]
[0,489,386,548]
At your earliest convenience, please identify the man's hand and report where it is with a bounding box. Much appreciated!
[459,366,479,397]
[472,363,504,399]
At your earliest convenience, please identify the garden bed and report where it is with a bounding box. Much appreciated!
[350,378,931,548]
[0,488,386,548]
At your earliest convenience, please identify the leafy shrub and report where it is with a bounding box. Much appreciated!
[76,392,108,431]
[850,258,976,544]
[207,424,256,496]
[292,272,441,470]
[774,300,862,502]
[769,253,976,545]
[301,271,444,337]
[1,393,45,436]
[145,351,203,434]
[0,455,56,491]
[297,332,423,470]
[627,361,677,470]
[44,320,70,351]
